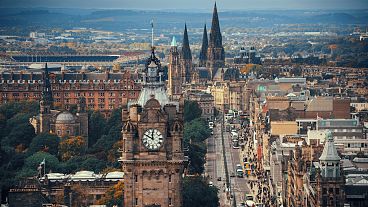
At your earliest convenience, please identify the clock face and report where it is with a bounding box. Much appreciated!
[142,128,164,150]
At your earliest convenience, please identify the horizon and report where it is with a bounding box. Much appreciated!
[1,0,368,10]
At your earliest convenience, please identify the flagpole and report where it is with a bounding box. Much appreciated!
[151,19,154,48]
[43,158,46,176]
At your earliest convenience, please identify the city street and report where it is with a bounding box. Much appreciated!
[206,118,252,207]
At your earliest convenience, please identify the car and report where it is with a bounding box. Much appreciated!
[208,181,213,187]
[236,164,242,170]
[236,169,244,177]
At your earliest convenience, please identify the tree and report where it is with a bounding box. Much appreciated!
[184,118,211,143]
[182,176,219,207]
[88,111,106,147]
[23,151,60,175]
[28,133,60,156]
[59,136,86,161]
[1,122,35,150]
[97,181,124,207]
[184,101,202,122]
[187,142,207,175]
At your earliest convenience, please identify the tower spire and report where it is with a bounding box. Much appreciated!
[181,23,192,83]
[209,1,222,48]
[207,2,225,80]
[182,23,192,60]
[41,62,53,105]
[199,24,208,66]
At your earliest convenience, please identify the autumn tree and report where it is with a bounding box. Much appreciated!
[97,181,124,207]
[59,136,86,161]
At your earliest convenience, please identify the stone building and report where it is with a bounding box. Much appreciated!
[187,91,214,120]
[120,47,185,207]
[211,81,247,112]
[8,171,124,207]
[29,65,88,143]
[207,2,225,80]
[284,132,345,207]
[167,36,182,101]
[0,66,141,116]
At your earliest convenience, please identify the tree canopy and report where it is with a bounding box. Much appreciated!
[182,176,219,207]
[184,100,202,122]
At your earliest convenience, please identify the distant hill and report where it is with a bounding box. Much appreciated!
[0,8,367,33]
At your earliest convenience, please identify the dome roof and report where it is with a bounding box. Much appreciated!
[56,111,76,124]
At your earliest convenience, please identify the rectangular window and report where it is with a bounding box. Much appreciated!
[135,175,138,182]
[135,198,138,206]
[169,198,172,205]
[169,175,172,183]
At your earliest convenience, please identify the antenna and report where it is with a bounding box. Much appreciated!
[151,19,154,48]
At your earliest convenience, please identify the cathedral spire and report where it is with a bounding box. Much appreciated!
[181,23,192,60]
[199,24,208,66]
[209,2,222,48]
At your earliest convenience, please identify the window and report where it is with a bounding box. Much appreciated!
[169,198,172,205]
[323,188,327,194]
[135,198,138,206]
[336,188,340,194]
[135,175,138,182]
[66,130,70,135]
[169,175,172,183]
[57,130,61,136]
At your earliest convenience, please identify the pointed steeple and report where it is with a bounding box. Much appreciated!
[319,131,340,162]
[181,23,192,60]
[199,24,208,66]
[209,2,222,48]
[171,36,177,47]
[41,63,53,105]
[319,131,341,178]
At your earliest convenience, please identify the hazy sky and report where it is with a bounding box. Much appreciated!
[1,0,368,10]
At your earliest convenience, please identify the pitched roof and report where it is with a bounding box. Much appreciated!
[319,131,340,161]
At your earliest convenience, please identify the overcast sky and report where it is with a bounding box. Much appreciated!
[1,0,367,10]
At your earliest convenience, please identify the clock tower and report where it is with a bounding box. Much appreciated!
[120,47,185,207]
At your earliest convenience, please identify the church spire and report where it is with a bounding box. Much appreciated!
[209,2,222,48]
[199,24,208,66]
[41,63,53,105]
[181,23,192,60]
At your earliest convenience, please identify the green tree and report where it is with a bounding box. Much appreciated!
[184,118,211,143]
[23,151,60,175]
[88,111,106,147]
[182,176,219,207]
[187,142,207,174]
[184,101,202,122]
[1,122,35,150]
[28,133,60,156]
